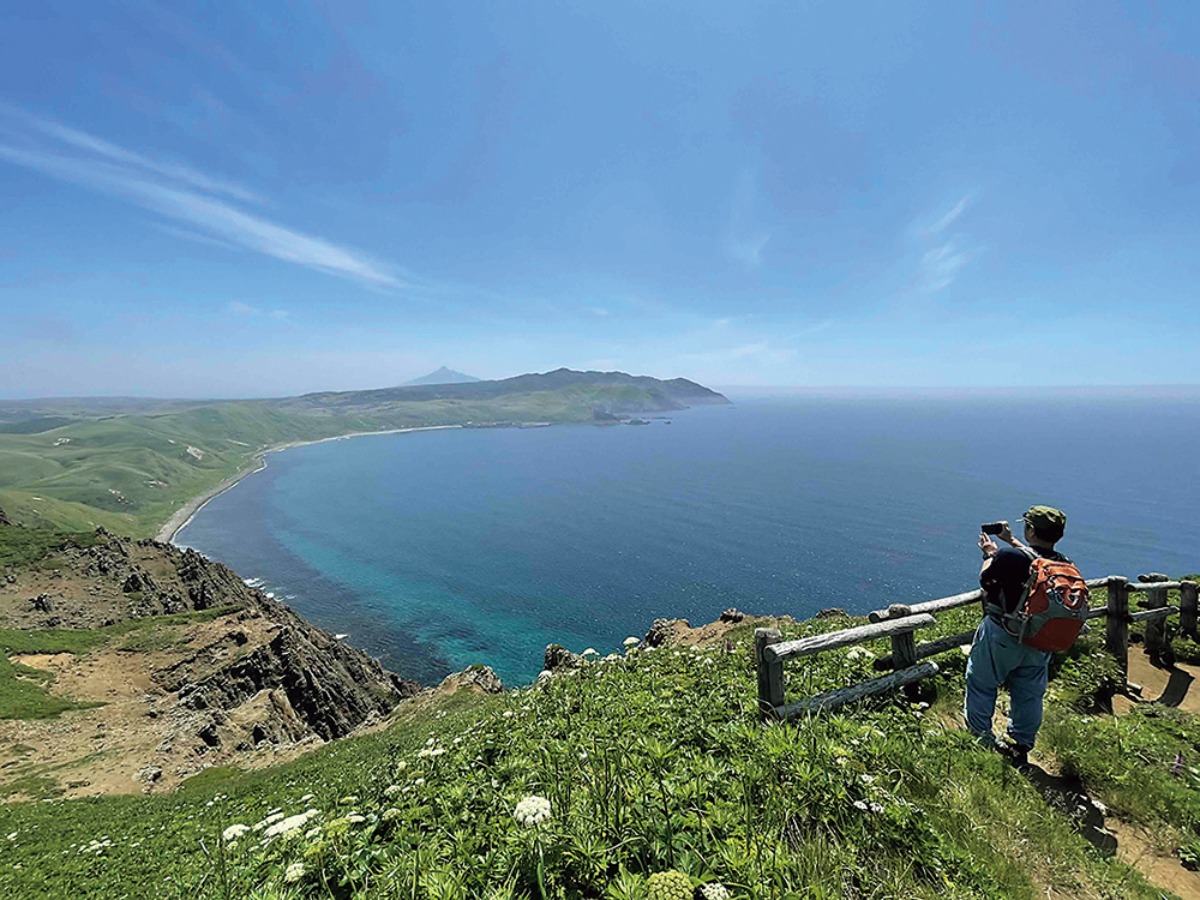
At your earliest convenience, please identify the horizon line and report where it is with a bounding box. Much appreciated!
[4,382,1200,404]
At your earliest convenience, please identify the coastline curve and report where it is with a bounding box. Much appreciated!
[156,425,463,544]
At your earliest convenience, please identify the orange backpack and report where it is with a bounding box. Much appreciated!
[1003,548,1090,651]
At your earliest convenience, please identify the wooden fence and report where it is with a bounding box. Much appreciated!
[755,575,1199,722]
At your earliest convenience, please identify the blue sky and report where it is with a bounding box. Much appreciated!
[2,1,1198,397]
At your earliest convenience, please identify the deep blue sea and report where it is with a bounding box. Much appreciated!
[178,390,1200,687]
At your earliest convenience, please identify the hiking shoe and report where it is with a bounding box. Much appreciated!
[999,741,1032,768]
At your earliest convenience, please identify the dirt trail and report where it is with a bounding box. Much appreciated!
[1115,650,1200,715]
[1110,820,1200,900]
[1107,649,1200,899]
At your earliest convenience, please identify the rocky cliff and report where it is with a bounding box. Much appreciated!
[0,529,420,796]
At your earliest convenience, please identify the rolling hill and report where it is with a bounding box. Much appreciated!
[0,370,728,537]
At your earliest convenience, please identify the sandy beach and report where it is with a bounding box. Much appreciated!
[155,425,462,544]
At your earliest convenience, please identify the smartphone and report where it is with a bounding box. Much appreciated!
[981,522,1006,535]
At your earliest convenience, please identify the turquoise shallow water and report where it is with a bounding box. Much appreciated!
[178,391,1200,686]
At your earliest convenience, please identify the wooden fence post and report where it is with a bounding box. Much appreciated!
[755,627,784,721]
[890,630,920,701]
[1142,585,1169,664]
[1105,576,1129,676]
[1181,581,1199,640]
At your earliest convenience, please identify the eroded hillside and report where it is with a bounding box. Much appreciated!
[0,523,419,798]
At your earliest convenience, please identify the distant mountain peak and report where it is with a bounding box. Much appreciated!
[405,367,481,386]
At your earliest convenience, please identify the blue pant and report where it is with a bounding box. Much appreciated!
[964,616,1051,749]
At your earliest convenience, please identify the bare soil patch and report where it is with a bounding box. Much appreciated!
[1114,650,1200,715]
[1109,819,1200,900]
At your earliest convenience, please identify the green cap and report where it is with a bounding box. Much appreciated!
[1023,505,1066,533]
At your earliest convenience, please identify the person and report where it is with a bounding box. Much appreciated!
[964,505,1070,766]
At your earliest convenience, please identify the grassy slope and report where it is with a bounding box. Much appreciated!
[0,384,701,537]
[1,597,1196,899]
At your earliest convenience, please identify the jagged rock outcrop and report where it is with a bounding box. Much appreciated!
[544,644,582,672]
[0,507,13,526]
[168,625,408,741]
[437,665,504,695]
[644,617,685,648]
[0,528,421,779]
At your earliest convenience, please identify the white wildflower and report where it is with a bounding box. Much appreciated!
[699,884,731,900]
[853,800,869,811]
[345,814,366,824]
[581,647,598,657]
[298,793,314,803]
[869,802,885,814]
[382,807,403,822]
[395,761,408,772]
[284,862,305,883]
[222,824,250,843]
[253,812,286,831]
[263,809,320,839]
[623,636,640,648]
[413,777,425,786]
[859,774,875,785]
[339,795,359,805]
[305,827,321,840]
[513,795,552,827]
[383,784,402,798]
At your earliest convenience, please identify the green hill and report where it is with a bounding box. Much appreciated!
[0,371,728,538]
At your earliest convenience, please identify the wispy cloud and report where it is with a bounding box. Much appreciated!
[0,107,401,288]
[919,241,972,293]
[931,195,969,235]
[227,300,289,320]
[913,194,976,293]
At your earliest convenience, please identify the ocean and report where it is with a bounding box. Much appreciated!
[177,390,1200,686]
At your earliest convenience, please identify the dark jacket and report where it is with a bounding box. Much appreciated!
[980,546,1070,619]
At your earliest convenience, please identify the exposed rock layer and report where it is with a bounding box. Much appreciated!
[0,529,419,796]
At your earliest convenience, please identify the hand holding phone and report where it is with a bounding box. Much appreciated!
[981,521,1006,535]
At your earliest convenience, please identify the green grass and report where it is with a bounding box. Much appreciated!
[0,526,101,570]
[0,751,113,801]
[0,614,1189,899]
[0,606,239,657]
[0,653,104,720]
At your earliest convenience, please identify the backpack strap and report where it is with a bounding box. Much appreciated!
[983,545,1038,624]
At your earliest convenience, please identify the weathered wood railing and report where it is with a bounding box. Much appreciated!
[755,574,1198,722]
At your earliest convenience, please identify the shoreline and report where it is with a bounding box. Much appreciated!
[155,425,463,544]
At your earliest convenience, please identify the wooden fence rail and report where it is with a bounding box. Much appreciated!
[756,573,1199,722]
